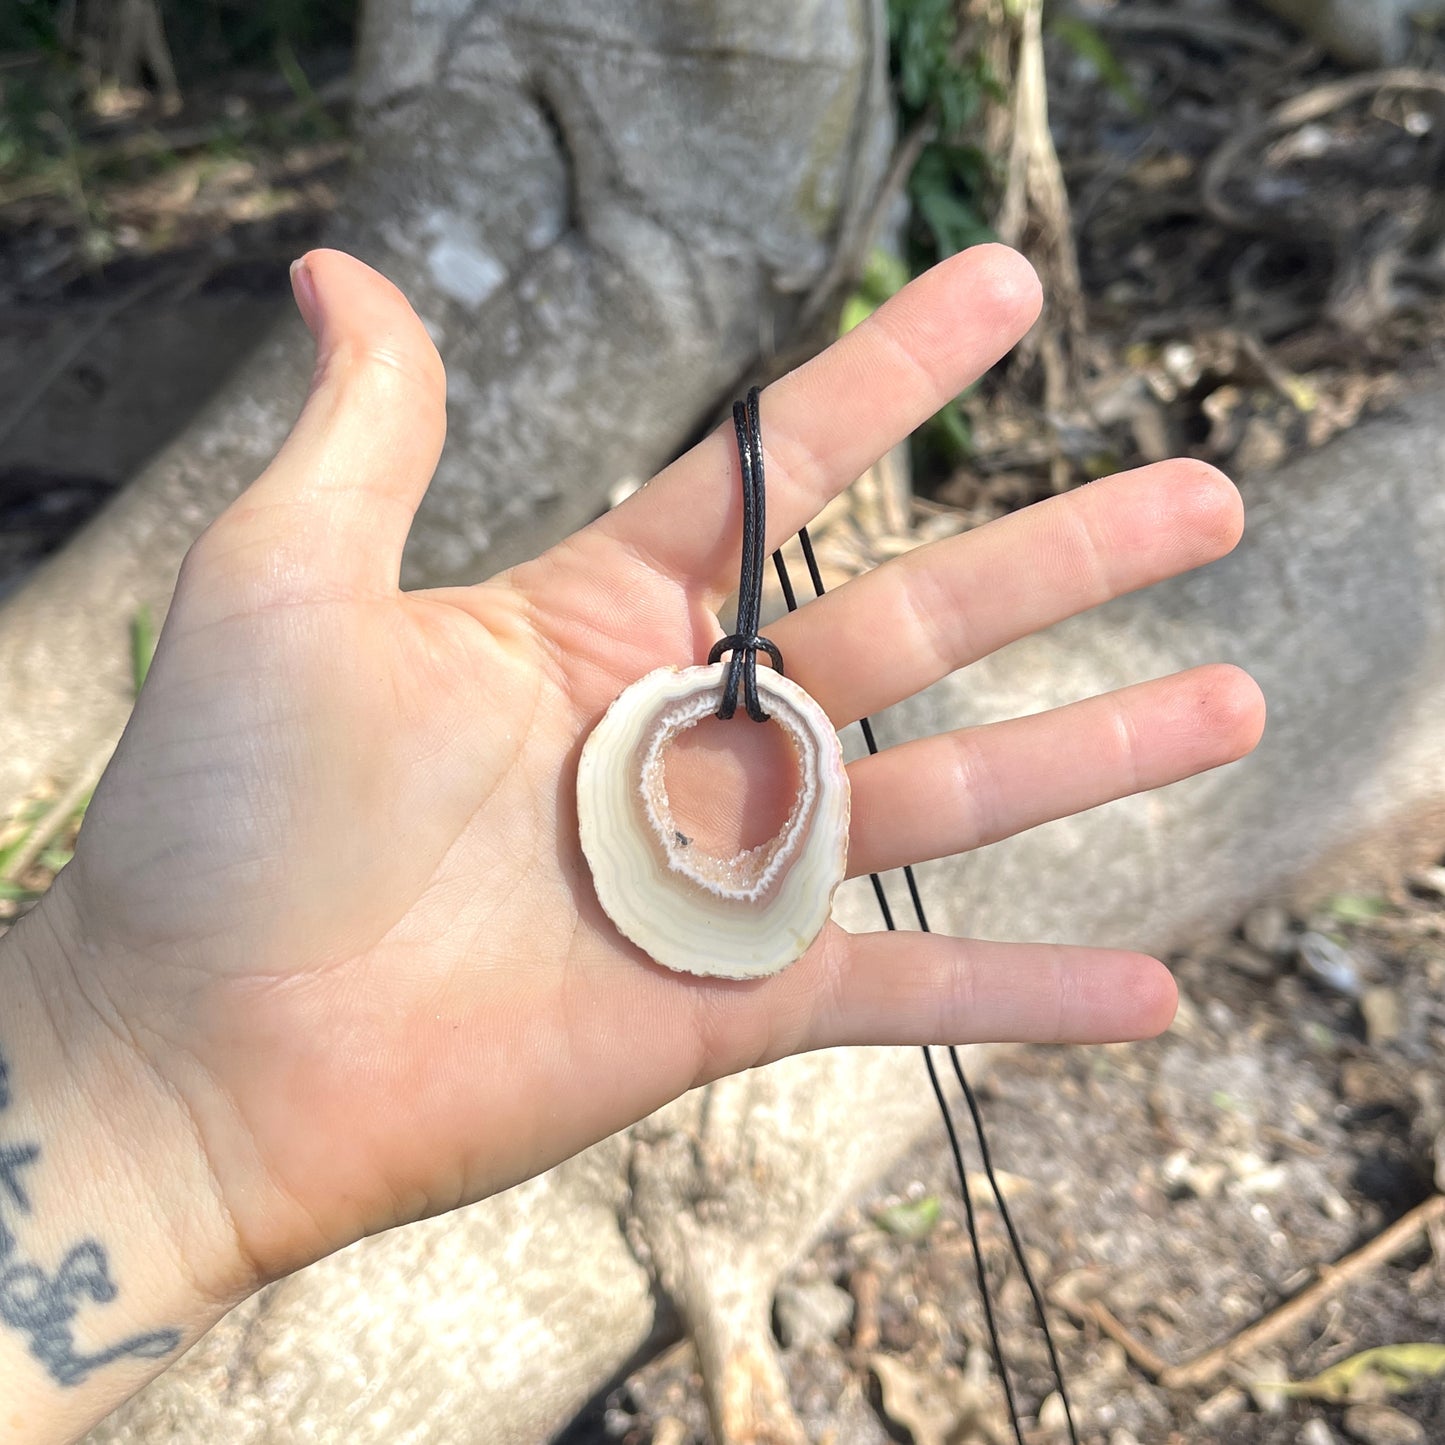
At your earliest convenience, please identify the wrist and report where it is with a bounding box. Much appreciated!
[0,887,253,1442]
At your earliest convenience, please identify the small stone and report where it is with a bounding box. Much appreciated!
[1233,1153,1288,1195]
[1298,932,1363,996]
[1298,1420,1338,1445]
[1342,1403,1426,1445]
[1095,1340,1128,1378]
[1162,340,1200,386]
[1340,1058,1403,1107]
[1206,998,1238,1032]
[1244,1353,1291,1414]
[1161,1149,1227,1201]
[1244,903,1295,957]
[1170,989,1204,1035]
[1407,864,1445,898]
[1220,941,1281,981]
[1197,1385,1247,1427]
[1319,1183,1355,1224]
[1038,1392,1068,1431]
[774,1278,854,1349]
[1361,986,1403,1046]
[1108,1431,1142,1445]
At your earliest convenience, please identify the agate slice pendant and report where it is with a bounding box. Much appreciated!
[577,661,850,979]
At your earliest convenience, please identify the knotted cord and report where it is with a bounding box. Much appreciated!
[722,386,1081,1445]
[709,388,784,721]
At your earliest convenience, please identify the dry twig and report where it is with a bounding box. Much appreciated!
[1073,5,1296,57]
[1201,68,1445,235]
[1060,1195,1445,1392]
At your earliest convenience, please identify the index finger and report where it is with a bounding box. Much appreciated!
[586,244,1042,601]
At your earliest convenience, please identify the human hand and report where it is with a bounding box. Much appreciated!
[2,245,1261,1435]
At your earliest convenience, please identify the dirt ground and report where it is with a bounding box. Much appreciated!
[2,3,1443,1442]
[579,882,1445,1444]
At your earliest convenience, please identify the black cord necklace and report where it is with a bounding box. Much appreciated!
[727,385,1081,1445]
[708,387,785,722]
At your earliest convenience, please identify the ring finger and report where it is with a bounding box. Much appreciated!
[845,664,1265,879]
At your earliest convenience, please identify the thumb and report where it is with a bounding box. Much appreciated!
[199,249,448,600]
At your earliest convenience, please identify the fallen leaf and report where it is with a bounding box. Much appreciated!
[1270,1344,1445,1403]
[1325,893,1388,924]
[874,1196,942,1240]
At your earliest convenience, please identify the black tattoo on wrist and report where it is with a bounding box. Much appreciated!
[0,1044,181,1386]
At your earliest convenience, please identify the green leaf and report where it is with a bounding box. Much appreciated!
[274,37,342,140]
[1326,893,1388,924]
[840,248,912,335]
[0,827,36,878]
[1271,1344,1445,1403]
[928,401,973,460]
[0,799,46,873]
[888,0,988,137]
[839,293,873,336]
[909,143,994,258]
[1049,16,1145,115]
[131,604,157,695]
[913,183,991,258]
[860,247,911,302]
[874,1196,942,1240]
[890,0,958,109]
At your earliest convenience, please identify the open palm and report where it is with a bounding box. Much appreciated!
[50,246,1261,1289]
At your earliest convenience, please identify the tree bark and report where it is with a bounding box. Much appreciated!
[0,0,892,817]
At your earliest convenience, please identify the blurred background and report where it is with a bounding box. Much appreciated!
[2,2,1444,1443]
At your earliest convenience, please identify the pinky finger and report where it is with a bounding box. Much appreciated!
[787,929,1178,1053]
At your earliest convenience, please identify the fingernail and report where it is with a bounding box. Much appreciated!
[290,257,320,336]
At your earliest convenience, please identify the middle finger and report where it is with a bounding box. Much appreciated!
[770,458,1242,726]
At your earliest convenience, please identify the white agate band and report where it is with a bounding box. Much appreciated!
[577,662,850,978]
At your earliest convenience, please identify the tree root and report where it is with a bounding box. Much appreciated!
[981,0,1089,447]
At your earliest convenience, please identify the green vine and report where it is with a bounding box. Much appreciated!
[890,0,998,268]
[848,0,1001,467]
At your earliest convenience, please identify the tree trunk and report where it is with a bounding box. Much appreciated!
[0,0,892,818]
